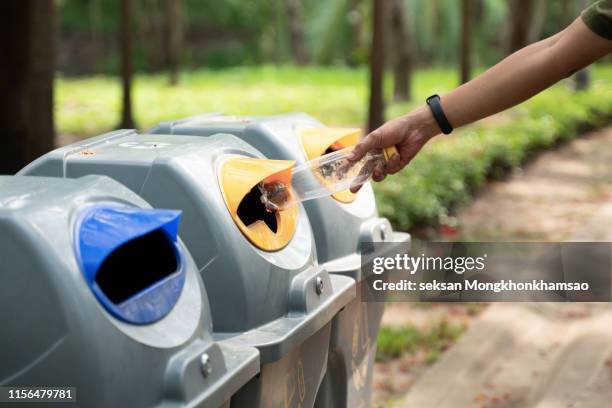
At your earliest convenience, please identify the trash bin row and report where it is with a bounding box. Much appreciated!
[2,113,410,407]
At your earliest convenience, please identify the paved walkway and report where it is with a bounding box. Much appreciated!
[393,127,612,408]
[397,302,612,408]
[458,127,612,241]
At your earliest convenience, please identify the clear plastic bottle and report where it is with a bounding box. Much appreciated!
[259,145,397,211]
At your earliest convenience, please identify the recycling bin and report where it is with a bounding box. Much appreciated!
[148,113,411,407]
[0,175,259,407]
[20,131,355,408]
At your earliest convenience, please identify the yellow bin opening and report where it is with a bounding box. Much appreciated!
[299,127,362,203]
[219,157,298,251]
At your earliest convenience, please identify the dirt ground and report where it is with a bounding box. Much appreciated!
[371,126,612,407]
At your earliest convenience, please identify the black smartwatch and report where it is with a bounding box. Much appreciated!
[426,94,453,135]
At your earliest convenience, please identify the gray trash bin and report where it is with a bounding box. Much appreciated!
[148,113,411,407]
[0,175,259,408]
[20,131,355,408]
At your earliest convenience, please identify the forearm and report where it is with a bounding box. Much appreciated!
[441,18,612,129]
[442,38,562,127]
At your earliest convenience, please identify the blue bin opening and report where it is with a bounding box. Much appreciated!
[95,228,179,304]
[76,205,185,324]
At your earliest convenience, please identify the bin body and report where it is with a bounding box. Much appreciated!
[149,113,381,264]
[148,113,411,407]
[20,131,355,408]
[0,175,259,407]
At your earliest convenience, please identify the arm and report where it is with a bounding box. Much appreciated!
[349,17,612,188]
[443,18,611,128]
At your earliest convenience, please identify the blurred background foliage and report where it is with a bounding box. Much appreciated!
[49,0,611,234]
[56,0,597,74]
[4,0,611,230]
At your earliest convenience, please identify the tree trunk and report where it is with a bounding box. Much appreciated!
[348,0,363,67]
[89,0,103,49]
[390,0,412,101]
[574,0,591,91]
[574,67,590,91]
[119,0,136,128]
[507,0,534,55]
[430,0,442,61]
[0,1,55,174]
[165,0,184,86]
[560,0,573,26]
[527,0,549,43]
[368,0,386,132]
[286,0,309,65]
[460,0,472,84]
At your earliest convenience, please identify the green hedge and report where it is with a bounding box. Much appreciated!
[373,81,612,232]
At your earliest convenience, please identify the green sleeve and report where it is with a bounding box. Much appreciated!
[582,0,612,40]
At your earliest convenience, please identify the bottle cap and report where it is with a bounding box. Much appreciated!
[383,146,399,162]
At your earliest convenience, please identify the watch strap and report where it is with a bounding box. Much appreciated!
[426,94,453,135]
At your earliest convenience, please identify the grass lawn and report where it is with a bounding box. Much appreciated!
[57,65,475,137]
[56,64,612,138]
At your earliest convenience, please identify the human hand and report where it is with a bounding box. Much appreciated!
[347,106,441,192]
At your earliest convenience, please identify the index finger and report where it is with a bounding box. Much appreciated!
[347,131,384,162]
